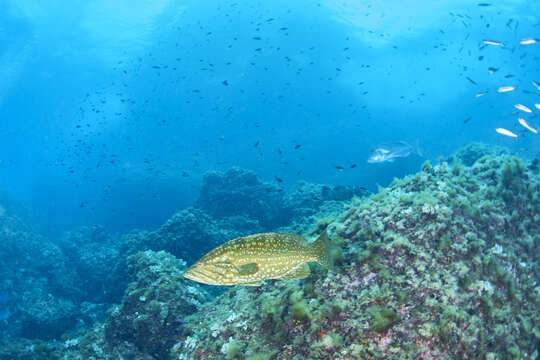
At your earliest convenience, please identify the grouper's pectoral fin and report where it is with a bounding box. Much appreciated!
[280,263,311,280]
[236,263,259,276]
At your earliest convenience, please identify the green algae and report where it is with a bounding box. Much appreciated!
[245,351,277,360]
[367,306,400,333]
[222,339,245,360]
[290,300,310,321]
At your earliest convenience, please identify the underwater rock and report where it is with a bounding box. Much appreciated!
[60,226,123,303]
[277,200,345,238]
[2,153,538,359]
[196,168,366,231]
[0,338,64,360]
[452,142,510,166]
[104,250,209,359]
[284,181,367,219]
[196,167,292,229]
[119,207,260,266]
[0,213,81,340]
[18,286,78,340]
[285,181,367,208]
[0,192,39,233]
[170,154,539,360]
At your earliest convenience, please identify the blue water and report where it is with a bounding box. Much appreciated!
[0,1,539,355]
[1,4,540,220]
[1,0,539,234]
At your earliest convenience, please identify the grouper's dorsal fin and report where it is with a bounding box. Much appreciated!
[280,233,307,245]
[280,263,311,279]
[236,263,258,276]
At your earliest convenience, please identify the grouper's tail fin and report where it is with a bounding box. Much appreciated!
[311,229,332,270]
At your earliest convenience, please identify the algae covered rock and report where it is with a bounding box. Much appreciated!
[119,207,259,267]
[452,142,510,166]
[0,213,80,340]
[104,250,209,359]
[284,181,367,218]
[1,151,538,360]
[171,154,540,360]
[18,286,78,340]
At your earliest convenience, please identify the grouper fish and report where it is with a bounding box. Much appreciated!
[183,230,331,286]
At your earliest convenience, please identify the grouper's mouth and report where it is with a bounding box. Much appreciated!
[183,264,222,285]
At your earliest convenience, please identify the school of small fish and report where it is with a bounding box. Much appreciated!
[473,35,539,139]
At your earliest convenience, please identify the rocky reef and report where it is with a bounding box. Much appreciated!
[104,250,209,359]
[170,153,539,360]
[0,214,81,341]
[1,145,538,359]
[196,167,290,229]
[0,250,209,360]
[451,142,510,167]
[0,166,361,358]
[196,167,366,231]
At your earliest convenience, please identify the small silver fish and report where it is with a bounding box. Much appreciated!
[520,38,538,45]
[368,141,422,163]
[514,104,533,113]
[518,118,537,134]
[475,91,488,98]
[483,39,504,46]
[497,86,516,93]
[496,128,518,137]
[532,81,540,91]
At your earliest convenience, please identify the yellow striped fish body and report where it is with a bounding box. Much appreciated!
[183,231,331,286]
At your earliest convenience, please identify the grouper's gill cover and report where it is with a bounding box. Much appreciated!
[183,230,331,286]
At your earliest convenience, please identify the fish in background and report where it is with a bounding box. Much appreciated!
[367,141,422,163]
[482,39,504,46]
[519,38,538,45]
[514,104,533,113]
[497,86,516,93]
[518,118,538,134]
[496,128,518,137]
